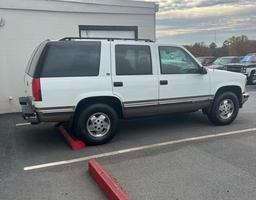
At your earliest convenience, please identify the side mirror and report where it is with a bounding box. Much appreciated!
[199,67,207,75]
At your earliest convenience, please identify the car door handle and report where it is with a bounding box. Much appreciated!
[160,80,168,85]
[114,82,123,87]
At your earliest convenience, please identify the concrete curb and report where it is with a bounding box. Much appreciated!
[58,125,86,150]
[88,159,131,200]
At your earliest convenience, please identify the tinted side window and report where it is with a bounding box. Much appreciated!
[41,41,101,77]
[159,46,199,74]
[115,45,152,75]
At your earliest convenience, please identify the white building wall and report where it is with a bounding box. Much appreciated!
[0,0,157,113]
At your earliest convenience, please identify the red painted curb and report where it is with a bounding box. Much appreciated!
[88,159,132,200]
[58,125,86,150]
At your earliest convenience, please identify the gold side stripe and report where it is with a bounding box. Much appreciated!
[124,101,158,108]
[37,96,214,111]
[124,96,214,108]
[159,96,214,105]
[37,107,75,114]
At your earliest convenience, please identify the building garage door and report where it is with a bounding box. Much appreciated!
[79,25,138,39]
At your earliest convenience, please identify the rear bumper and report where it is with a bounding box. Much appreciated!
[242,92,250,105]
[19,97,73,123]
[19,97,40,124]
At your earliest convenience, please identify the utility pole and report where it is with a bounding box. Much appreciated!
[214,30,217,44]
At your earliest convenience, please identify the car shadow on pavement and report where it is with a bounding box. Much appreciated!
[118,111,210,135]
[12,112,210,156]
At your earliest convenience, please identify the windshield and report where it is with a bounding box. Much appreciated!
[241,55,256,63]
[213,57,235,65]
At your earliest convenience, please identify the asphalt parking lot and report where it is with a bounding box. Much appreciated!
[1,85,256,200]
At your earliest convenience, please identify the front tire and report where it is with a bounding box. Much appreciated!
[207,92,239,125]
[248,70,256,85]
[75,104,118,145]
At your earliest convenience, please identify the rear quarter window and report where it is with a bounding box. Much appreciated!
[40,41,101,77]
[26,41,48,77]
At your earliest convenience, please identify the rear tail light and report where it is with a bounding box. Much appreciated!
[32,78,42,101]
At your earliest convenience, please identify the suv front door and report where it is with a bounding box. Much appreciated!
[111,41,159,118]
[157,45,212,113]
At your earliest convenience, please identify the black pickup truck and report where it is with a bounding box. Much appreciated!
[226,53,256,85]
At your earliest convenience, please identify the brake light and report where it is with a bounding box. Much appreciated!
[32,78,42,101]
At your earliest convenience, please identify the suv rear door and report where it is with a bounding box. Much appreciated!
[111,41,159,118]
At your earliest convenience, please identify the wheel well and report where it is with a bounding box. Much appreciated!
[74,96,123,119]
[215,86,242,104]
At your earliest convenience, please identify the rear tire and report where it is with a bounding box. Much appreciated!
[75,104,118,145]
[207,92,239,125]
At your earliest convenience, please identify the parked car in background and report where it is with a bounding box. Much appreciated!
[197,56,216,66]
[226,53,256,85]
[240,56,244,61]
[208,56,241,70]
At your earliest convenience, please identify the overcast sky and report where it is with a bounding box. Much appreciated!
[145,0,256,46]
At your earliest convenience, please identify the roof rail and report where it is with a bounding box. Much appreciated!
[59,37,153,42]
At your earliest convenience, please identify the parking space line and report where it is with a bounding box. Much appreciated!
[24,127,256,171]
[16,123,31,127]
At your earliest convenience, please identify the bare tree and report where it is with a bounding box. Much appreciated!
[185,35,256,57]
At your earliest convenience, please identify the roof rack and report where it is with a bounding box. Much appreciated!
[59,37,153,42]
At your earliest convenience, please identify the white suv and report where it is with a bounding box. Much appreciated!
[19,37,249,145]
